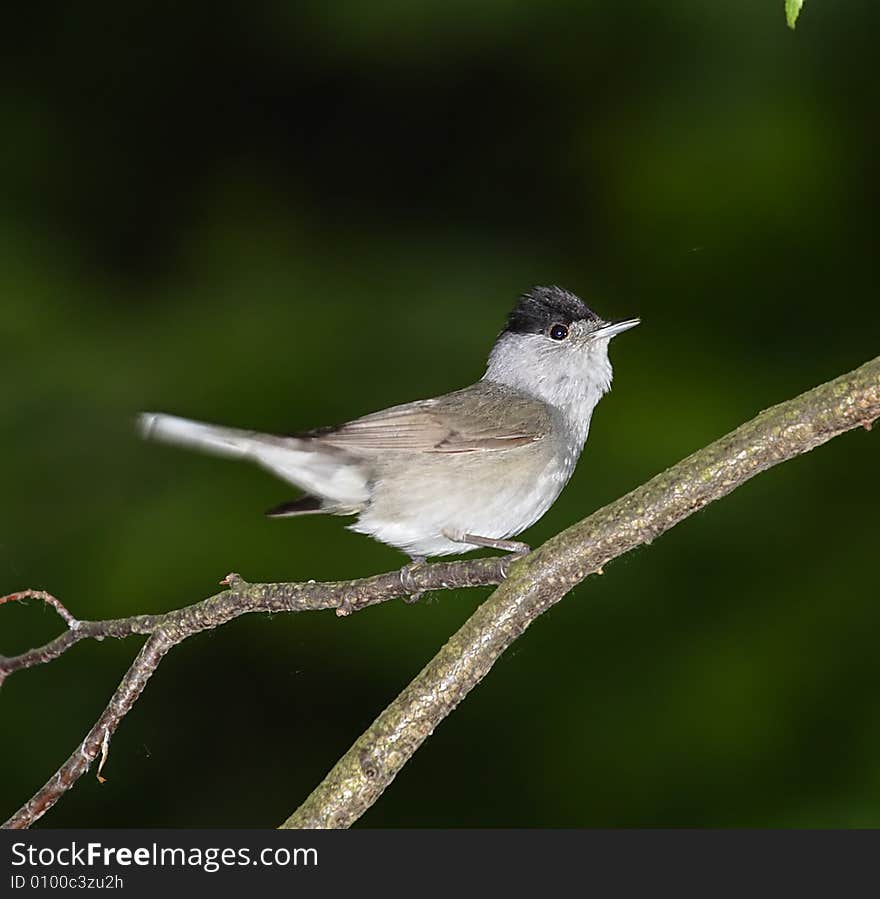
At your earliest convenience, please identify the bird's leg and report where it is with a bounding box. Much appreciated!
[399,555,428,604]
[442,530,531,579]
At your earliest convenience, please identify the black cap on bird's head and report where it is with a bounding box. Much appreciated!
[504,285,640,342]
[504,286,600,335]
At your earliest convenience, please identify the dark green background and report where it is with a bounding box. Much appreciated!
[3,0,878,827]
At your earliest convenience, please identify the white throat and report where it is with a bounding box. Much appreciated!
[483,332,614,447]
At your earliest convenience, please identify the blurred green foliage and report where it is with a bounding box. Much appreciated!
[2,0,878,827]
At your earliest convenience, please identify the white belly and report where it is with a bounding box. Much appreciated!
[350,444,575,558]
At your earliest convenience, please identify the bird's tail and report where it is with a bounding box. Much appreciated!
[137,412,369,510]
[138,412,256,460]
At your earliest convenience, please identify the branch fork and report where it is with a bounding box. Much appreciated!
[2,355,878,830]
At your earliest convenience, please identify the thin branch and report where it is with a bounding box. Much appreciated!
[0,561,505,684]
[7,632,174,829]
[1,560,507,829]
[280,355,880,828]
[0,589,80,629]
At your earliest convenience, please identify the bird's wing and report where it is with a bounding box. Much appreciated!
[311,383,551,455]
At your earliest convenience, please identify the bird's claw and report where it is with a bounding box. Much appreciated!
[399,558,427,603]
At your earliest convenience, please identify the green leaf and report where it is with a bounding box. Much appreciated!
[786,0,805,29]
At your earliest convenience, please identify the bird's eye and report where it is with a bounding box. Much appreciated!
[549,323,569,341]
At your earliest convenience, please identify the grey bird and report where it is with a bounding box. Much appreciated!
[139,286,638,577]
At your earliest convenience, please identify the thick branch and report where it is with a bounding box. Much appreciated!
[281,355,880,828]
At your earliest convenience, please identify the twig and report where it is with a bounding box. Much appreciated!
[0,590,80,630]
[7,632,174,829]
[0,562,505,685]
[280,355,880,828]
[1,561,506,828]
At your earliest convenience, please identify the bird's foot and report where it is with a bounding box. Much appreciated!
[399,556,428,604]
[496,550,529,579]
[441,530,531,579]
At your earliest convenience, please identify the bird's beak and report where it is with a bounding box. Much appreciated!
[591,318,641,340]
